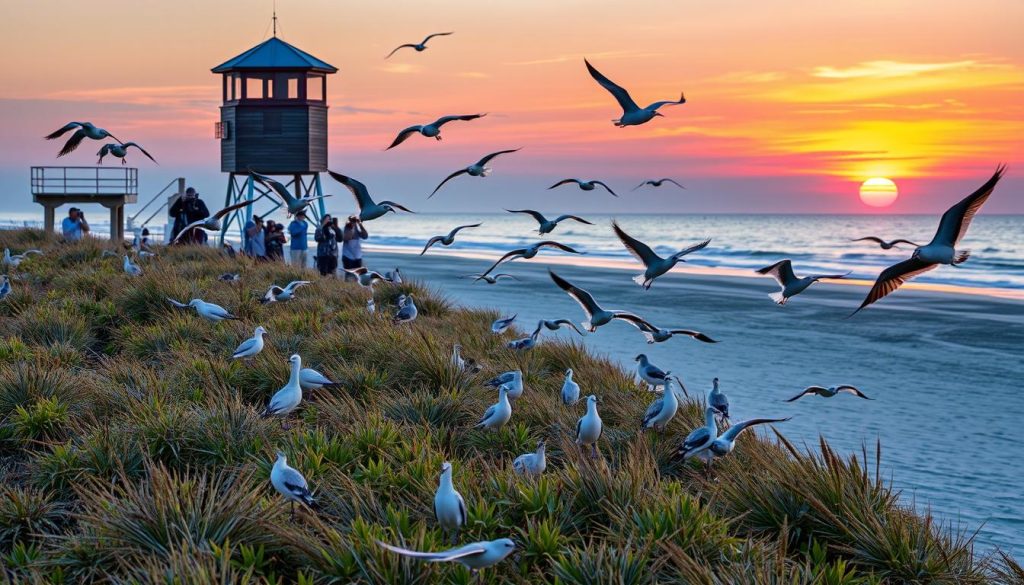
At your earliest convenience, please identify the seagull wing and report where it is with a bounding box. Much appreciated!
[125,142,158,164]
[477,249,526,278]
[252,173,296,205]
[385,43,418,59]
[756,259,797,286]
[478,148,519,166]
[376,541,486,562]
[852,236,886,245]
[613,221,661,266]
[536,241,582,254]
[592,181,618,197]
[45,122,83,140]
[890,239,921,247]
[420,236,444,255]
[662,178,686,189]
[642,397,664,426]
[450,223,482,237]
[673,238,711,259]
[57,129,88,157]
[548,178,580,190]
[553,214,593,226]
[615,312,658,332]
[836,385,872,399]
[430,169,469,198]
[379,200,414,213]
[232,337,259,357]
[505,208,547,225]
[668,329,717,343]
[852,256,937,315]
[720,417,791,442]
[584,59,640,113]
[212,199,257,220]
[279,466,310,492]
[285,281,311,292]
[386,125,423,150]
[422,31,455,44]
[645,93,687,111]
[327,171,374,210]
[784,387,823,402]
[166,297,189,309]
[553,319,584,335]
[170,220,208,243]
[932,165,1005,247]
[549,270,600,319]
[433,113,486,127]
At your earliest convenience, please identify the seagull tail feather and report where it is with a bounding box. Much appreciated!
[953,250,971,265]
[769,292,786,305]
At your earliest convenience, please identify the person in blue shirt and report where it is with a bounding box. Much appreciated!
[244,215,266,259]
[61,207,90,241]
[287,212,309,268]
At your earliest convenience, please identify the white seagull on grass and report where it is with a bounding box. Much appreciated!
[394,295,418,324]
[271,451,315,520]
[167,298,239,322]
[513,440,547,477]
[434,461,468,545]
[561,369,580,405]
[475,386,512,430]
[375,538,517,574]
[123,256,143,276]
[232,326,267,360]
[262,280,311,304]
[575,395,603,458]
[261,354,304,427]
[641,376,684,432]
[491,314,516,334]
[709,377,729,423]
[299,367,340,391]
[3,248,42,268]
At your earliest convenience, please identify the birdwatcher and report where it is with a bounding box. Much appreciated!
[244,215,266,259]
[61,207,90,241]
[170,187,211,244]
[288,212,310,268]
[314,214,341,277]
[342,215,368,282]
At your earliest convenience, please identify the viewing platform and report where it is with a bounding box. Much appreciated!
[31,166,138,241]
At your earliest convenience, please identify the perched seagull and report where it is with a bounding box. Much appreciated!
[384,268,404,284]
[232,326,267,360]
[299,367,340,391]
[495,370,523,400]
[462,273,518,285]
[641,376,683,432]
[755,259,849,305]
[709,378,729,423]
[533,318,585,337]
[513,440,547,477]
[261,354,304,425]
[705,417,791,462]
[394,294,418,324]
[250,172,333,216]
[853,166,1005,315]
[345,267,387,289]
[327,171,414,222]
[385,114,487,150]
[430,150,519,197]
[421,223,482,255]
[96,142,157,165]
[218,273,241,283]
[548,178,618,197]
[785,385,873,402]
[396,294,408,309]
[434,461,468,545]
[575,395,603,458]
[167,298,239,322]
[478,241,582,280]
[623,318,717,344]
[506,209,593,235]
[262,280,311,304]
[123,255,143,276]
[549,270,655,333]
[375,538,517,574]
[385,31,454,59]
[561,368,580,405]
[584,59,686,127]
[633,178,685,191]
[367,299,376,314]
[170,200,256,244]
[678,407,719,474]
[635,354,669,390]
[491,314,516,334]
[475,386,512,430]
[45,122,122,157]
[270,451,315,520]
[2,248,42,268]
[0,276,11,301]
[851,236,920,250]
[506,331,539,351]
[450,344,480,373]
[484,370,519,389]
[613,221,710,289]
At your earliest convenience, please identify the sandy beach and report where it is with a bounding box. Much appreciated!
[365,246,1024,553]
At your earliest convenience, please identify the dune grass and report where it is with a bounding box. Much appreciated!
[0,229,1013,583]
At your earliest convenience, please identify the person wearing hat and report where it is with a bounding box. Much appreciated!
[60,207,90,241]
[244,214,266,259]
[169,187,210,244]
[287,211,310,268]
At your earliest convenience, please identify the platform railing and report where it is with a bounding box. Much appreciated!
[30,166,138,197]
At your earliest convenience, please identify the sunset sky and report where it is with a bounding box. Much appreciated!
[2,0,1022,216]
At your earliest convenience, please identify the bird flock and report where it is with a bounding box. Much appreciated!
[33,27,1009,577]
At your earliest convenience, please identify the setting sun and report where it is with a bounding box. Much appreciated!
[859,177,899,207]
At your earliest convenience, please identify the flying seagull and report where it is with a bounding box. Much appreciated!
[491,314,516,334]
[386,114,486,150]
[633,178,685,191]
[513,440,547,477]
[45,122,122,157]
[251,172,332,216]
[430,149,519,197]
[167,298,239,322]
[549,269,655,333]
[421,223,482,255]
[575,395,603,458]
[532,318,585,337]
[704,417,792,462]
[170,200,256,244]
[623,318,717,344]
[375,538,517,574]
[97,142,157,165]
[462,273,518,285]
[326,171,414,221]
[270,451,315,520]
[3,248,42,268]
[852,166,1005,315]
[506,331,539,351]
[585,59,686,127]
[506,209,593,235]
[548,178,618,197]
[785,385,873,402]
[851,236,920,250]
[477,241,582,280]
[755,259,849,305]
[232,326,267,360]
[434,461,468,545]
[385,31,454,59]
[345,267,387,289]
[261,280,311,304]
[613,221,710,289]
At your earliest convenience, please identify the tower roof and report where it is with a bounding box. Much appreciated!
[212,36,337,73]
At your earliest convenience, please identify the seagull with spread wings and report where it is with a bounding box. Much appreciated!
[477,241,582,280]
[613,221,710,289]
[623,318,717,344]
[851,236,921,250]
[785,385,873,402]
[755,259,849,305]
[420,223,482,255]
[45,122,123,158]
[852,166,1005,315]
[585,59,686,127]
[548,178,618,197]
[326,171,413,221]
[506,209,593,235]
[385,31,454,59]
[386,114,486,150]
[430,149,519,197]
[549,269,655,333]
[170,200,256,244]
[633,178,686,191]
[375,538,517,574]
[96,142,157,165]
[461,273,518,284]
[250,172,332,216]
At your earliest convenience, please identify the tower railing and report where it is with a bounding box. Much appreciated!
[30,166,138,199]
